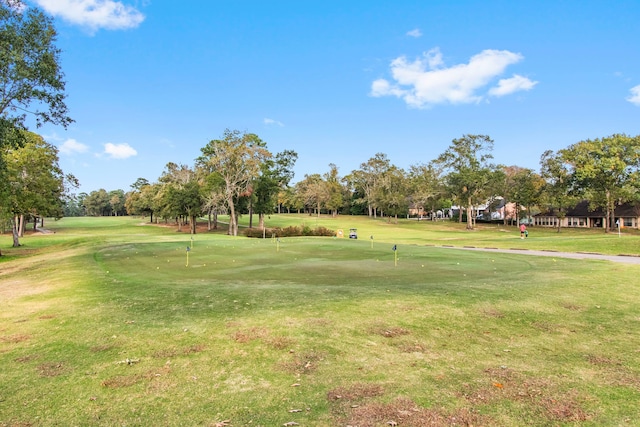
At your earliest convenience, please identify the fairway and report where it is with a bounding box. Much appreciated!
[2,216,640,426]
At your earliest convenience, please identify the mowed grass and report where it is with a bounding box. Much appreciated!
[1,216,640,426]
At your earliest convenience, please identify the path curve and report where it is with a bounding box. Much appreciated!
[437,245,640,265]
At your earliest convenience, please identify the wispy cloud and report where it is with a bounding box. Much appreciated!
[371,47,537,108]
[264,118,284,127]
[104,142,137,159]
[33,0,145,32]
[627,85,640,106]
[489,74,538,97]
[59,138,89,155]
[406,28,422,38]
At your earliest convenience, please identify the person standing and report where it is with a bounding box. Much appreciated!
[520,223,527,239]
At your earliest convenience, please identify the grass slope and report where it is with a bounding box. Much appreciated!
[1,216,639,426]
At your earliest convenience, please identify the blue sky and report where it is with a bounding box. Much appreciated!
[27,0,640,193]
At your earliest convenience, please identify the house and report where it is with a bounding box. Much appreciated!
[534,200,640,229]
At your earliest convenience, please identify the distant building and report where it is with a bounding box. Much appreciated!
[535,200,640,229]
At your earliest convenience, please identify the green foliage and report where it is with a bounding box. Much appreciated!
[244,224,335,238]
[0,0,72,128]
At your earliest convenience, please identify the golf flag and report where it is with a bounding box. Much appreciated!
[392,244,398,267]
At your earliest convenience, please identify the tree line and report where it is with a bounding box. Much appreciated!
[66,132,640,237]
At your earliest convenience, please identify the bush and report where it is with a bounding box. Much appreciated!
[244,225,335,238]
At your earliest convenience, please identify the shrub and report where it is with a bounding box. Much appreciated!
[244,225,335,238]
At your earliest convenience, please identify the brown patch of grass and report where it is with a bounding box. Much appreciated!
[153,344,206,358]
[396,340,430,354]
[337,397,488,427]
[307,317,332,327]
[103,365,173,389]
[369,324,411,338]
[278,349,326,374]
[101,374,140,388]
[539,390,590,423]
[90,344,114,353]
[0,420,36,427]
[480,307,504,318]
[586,354,622,366]
[561,302,583,311]
[36,362,67,377]
[265,335,296,350]
[531,321,560,332]
[461,368,591,423]
[327,383,385,402]
[184,344,206,354]
[15,354,39,363]
[37,314,56,320]
[0,334,30,344]
[232,327,269,343]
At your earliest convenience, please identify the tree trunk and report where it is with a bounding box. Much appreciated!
[466,198,473,230]
[258,213,265,230]
[12,216,21,247]
[190,215,197,234]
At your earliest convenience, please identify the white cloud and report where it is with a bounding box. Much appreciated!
[33,0,145,31]
[370,47,535,108]
[264,118,284,127]
[59,138,89,155]
[627,85,640,106]
[104,142,137,159]
[489,74,538,97]
[406,28,422,38]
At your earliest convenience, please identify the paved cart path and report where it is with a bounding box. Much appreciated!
[437,245,640,265]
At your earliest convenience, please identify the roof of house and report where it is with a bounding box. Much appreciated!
[537,200,640,218]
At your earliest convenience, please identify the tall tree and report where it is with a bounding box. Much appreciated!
[252,149,297,228]
[435,134,497,229]
[197,129,271,236]
[2,131,74,245]
[84,189,110,216]
[408,162,444,219]
[376,165,409,223]
[0,0,72,254]
[348,153,391,218]
[156,163,203,233]
[324,163,345,217]
[295,173,329,217]
[539,150,579,232]
[510,168,544,223]
[560,134,640,232]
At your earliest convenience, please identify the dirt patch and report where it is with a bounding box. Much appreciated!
[461,368,591,423]
[480,307,504,318]
[90,344,114,353]
[153,344,206,358]
[369,324,411,338]
[37,361,68,377]
[265,335,296,350]
[336,397,488,427]
[15,354,40,363]
[231,327,269,343]
[278,349,326,374]
[561,302,583,311]
[101,374,140,388]
[327,383,385,402]
[1,334,31,344]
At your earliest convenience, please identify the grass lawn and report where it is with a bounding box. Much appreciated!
[1,215,639,426]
